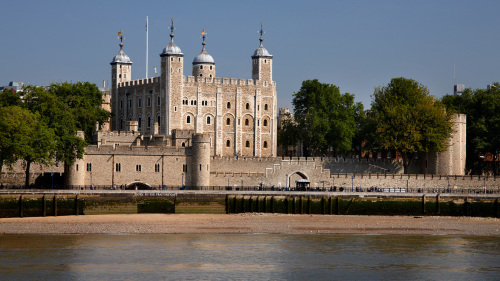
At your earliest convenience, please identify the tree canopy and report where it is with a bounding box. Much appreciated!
[48,82,110,142]
[0,82,109,187]
[287,79,362,156]
[442,83,500,174]
[370,77,453,173]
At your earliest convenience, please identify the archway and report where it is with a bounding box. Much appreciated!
[287,171,308,189]
[125,182,152,190]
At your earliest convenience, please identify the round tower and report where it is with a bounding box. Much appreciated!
[192,29,215,78]
[64,131,86,188]
[191,133,211,188]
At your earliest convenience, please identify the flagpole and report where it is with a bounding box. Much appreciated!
[146,16,149,79]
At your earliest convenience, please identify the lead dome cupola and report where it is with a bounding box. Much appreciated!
[193,29,214,65]
[252,23,272,58]
[161,19,183,55]
[111,30,132,64]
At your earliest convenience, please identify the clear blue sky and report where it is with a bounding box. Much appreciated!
[1,0,499,110]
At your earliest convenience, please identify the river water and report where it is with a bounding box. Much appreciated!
[1,234,499,280]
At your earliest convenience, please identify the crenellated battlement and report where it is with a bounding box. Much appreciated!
[184,76,273,87]
[118,77,160,88]
[85,144,190,155]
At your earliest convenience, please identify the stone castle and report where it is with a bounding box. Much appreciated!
[109,21,276,157]
[12,21,469,190]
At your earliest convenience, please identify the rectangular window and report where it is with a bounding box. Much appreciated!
[136,165,142,172]
[148,97,151,107]
[138,98,142,108]
[115,163,121,172]
[86,163,92,172]
[155,163,160,173]
[76,164,78,171]
[183,164,187,173]
[157,96,161,106]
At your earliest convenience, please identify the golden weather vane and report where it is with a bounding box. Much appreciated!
[117,29,124,43]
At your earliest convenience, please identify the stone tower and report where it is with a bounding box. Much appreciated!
[160,19,184,135]
[428,114,467,175]
[250,23,276,156]
[64,131,86,187]
[110,31,132,130]
[252,23,273,83]
[191,133,211,187]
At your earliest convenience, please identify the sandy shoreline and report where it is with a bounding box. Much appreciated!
[0,214,499,235]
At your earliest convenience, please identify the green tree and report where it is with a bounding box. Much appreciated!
[0,106,55,186]
[277,113,299,156]
[23,86,86,166]
[442,83,500,174]
[370,77,453,174]
[0,89,22,107]
[292,79,361,156]
[48,82,110,142]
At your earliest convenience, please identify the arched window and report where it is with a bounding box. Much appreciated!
[245,119,249,126]
[227,102,231,109]
[245,141,250,147]
[147,117,151,128]
[207,116,211,125]
[157,116,161,126]
[138,117,142,128]
[226,140,230,147]
[187,116,191,124]
[263,141,268,148]
[226,118,230,125]
[246,103,249,110]
[263,119,268,126]
[200,65,203,70]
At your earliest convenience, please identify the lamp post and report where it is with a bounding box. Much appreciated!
[484,176,486,194]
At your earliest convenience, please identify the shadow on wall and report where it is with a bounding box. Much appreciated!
[322,158,404,174]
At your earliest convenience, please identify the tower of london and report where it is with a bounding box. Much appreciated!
[109,21,277,157]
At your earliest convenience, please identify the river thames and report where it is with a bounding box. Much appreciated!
[1,234,499,280]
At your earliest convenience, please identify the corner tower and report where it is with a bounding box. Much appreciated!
[252,23,273,82]
[160,19,184,135]
[110,30,132,130]
[192,30,215,78]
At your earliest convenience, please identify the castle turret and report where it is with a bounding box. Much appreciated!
[110,30,132,131]
[428,114,467,175]
[191,133,211,188]
[64,131,86,187]
[252,23,273,82]
[160,19,184,135]
[192,29,215,78]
